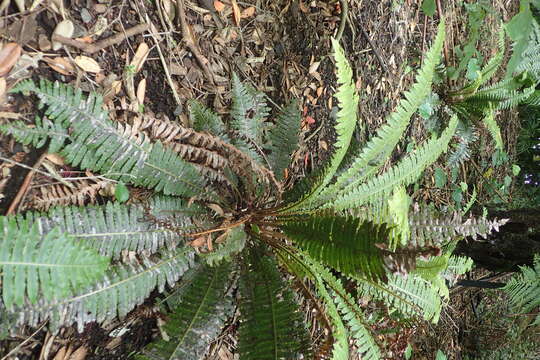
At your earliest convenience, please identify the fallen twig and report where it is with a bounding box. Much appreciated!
[356,14,389,75]
[335,0,349,42]
[176,0,215,84]
[6,152,46,214]
[52,23,149,54]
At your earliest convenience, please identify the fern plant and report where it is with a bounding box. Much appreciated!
[503,254,540,326]
[0,20,504,359]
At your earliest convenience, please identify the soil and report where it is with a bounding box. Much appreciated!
[0,0,530,359]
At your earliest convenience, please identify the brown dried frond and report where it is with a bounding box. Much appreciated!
[118,112,281,202]
[27,179,111,211]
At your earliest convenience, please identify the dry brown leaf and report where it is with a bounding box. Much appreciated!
[0,77,6,104]
[68,346,87,360]
[130,42,150,73]
[53,346,67,360]
[74,56,101,73]
[230,0,241,26]
[206,234,213,252]
[136,78,146,105]
[207,203,225,216]
[0,43,22,77]
[189,236,206,248]
[111,80,122,95]
[45,57,74,76]
[213,0,225,12]
[45,153,65,166]
[241,6,255,18]
[52,20,74,51]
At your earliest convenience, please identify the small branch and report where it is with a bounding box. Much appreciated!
[356,15,389,75]
[335,0,349,42]
[185,217,251,238]
[6,152,46,215]
[176,0,215,84]
[52,23,149,54]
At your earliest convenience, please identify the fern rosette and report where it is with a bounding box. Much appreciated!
[0,19,507,359]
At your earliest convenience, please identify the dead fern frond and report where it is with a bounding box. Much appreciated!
[27,179,111,211]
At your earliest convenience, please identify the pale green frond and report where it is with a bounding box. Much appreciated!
[481,107,503,149]
[329,115,458,211]
[387,186,412,248]
[267,100,301,180]
[12,247,195,332]
[238,248,312,360]
[136,263,234,360]
[318,21,445,201]
[411,255,450,298]
[444,255,474,276]
[0,217,109,310]
[201,225,247,266]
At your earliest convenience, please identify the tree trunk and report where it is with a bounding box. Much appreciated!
[455,207,540,272]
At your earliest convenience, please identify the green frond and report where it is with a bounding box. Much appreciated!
[230,73,269,143]
[305,256,381,360]
[329,115,458,211]
[444,255,473,277]
[14,196,207,259]
[312,276,349,360]
[411,255,450,298]
[11,79,209,198]
[188,99,229,140]
[442,255,473,287]
[357,273,442,323]
[238,248,311,360]
[387,186,412,248]
[13,247,195,332]
[505,4,535,78]
[280,37,359,212]
[481,107,503,149]
[0,116,67,153]
[136,263,234,360]
[282,216,389,281]
[201,225,247,266]
[479,29,505,82]
[267,100,301,180]
[281,166,326,208]
[0,217,109,310]
[229,74,269,166]
[503,255,540,325]
[319,20,445,201]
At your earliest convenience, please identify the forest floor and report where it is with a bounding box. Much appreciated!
[0,0,532,359]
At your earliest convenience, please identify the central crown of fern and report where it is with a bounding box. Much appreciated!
[0,20,505,359]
